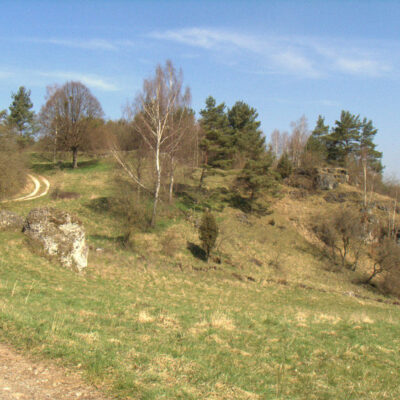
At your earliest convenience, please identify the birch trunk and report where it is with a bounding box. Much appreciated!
[151,139,161,227]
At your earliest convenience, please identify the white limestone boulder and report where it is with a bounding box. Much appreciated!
[23,207,88,272]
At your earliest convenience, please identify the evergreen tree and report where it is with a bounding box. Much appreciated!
[306,115,329,158]
[8,86,36,138]
[276,152,293,179]
[235,152,276,202]
[228,101,265,162]
[199,210,219,260]
[359,118,383,173]
[327,111,361,164]
[199,96,234,169]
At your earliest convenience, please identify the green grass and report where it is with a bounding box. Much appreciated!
[1,158,400,399]
[1,241,400,399]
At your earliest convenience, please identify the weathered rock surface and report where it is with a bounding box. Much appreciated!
[23,207,88,272]
[0,210,24,231]
[289,167,349,191]
[314,172,338,190]
[319,167,349,184]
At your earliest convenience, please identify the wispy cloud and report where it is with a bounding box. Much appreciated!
[36,71,119,91]
[151,28,260,52]
[22,37,135,51]
[334,57,391,77]
[0,70,15,79]
[149,28,394,79]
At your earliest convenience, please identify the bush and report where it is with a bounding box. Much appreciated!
[313,208,364,269]
[161,229,181,257]
[199,211,219,260]
[366,238,400,294]
[0,132,26,200]
[112,174,152,232]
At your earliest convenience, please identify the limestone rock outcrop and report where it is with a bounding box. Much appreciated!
[23,207,88,272]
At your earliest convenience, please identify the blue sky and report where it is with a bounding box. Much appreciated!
[0,0,399,177]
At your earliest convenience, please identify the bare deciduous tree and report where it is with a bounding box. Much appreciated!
[365,237,400,285]
[40,81,103,168]
[116,60,191,226]
[269,129,289,159]
[289,115,309,168]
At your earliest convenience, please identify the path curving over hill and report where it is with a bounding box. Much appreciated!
[1,174,50,203]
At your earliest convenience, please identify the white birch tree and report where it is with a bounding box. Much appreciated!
[116,60,191,227]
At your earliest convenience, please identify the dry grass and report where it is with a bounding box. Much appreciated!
[1,157,400,399]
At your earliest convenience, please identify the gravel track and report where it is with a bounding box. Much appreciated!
[1,175,50,203]
[0,343,110,400]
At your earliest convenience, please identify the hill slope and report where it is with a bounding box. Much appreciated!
[1,157,399,399]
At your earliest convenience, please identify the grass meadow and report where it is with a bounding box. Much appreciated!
[1,155,400,399]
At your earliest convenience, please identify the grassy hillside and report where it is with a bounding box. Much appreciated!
[1,156,400,399]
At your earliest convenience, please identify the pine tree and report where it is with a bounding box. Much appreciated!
[276,152,293,179]
[8,86,36,139]
[199,96,234,170]
[236,152,276,202]
[359,118,383,173]
[327,111,361,164]
[306,115,329,159]
[228,101,265,162]
[199,210,219,260]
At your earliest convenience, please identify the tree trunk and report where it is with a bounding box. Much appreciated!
[151,143,161,227]
[169,171,174,203]
[169,156,175,203]
[53,128,58,164]
[199,153,208,188]
[364,264,379,284]
[72,147,78,169]
[199,167,206,188]
[363,156,367,209]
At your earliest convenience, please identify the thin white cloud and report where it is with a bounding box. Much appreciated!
[151,28,261,52]
[0,70,14,79]
[37,71,119,91]
[27,38,118,51]
[271,51,321,78]
[335,57,391,77]
[150,28,321,78]
[149,28,394,79]
[22,38,135,51]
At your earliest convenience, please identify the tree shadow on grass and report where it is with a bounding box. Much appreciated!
[187,241,207,261]
[31,162,58,174]
[86,197,113,213]
[228,194,252,213]
[31,159,101,174]
[88,234,126,246]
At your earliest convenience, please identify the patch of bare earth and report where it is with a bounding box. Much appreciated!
[0,343,110,400]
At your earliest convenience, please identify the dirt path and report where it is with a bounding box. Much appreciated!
[0,343,111,400]
[1,175,50,203]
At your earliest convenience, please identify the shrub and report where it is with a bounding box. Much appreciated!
[0,132,26,200]
[112,174,152,232]
[161,229,181,257]
[313,208,364,269]
[199,210,219,260]
[366,238,400,290]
